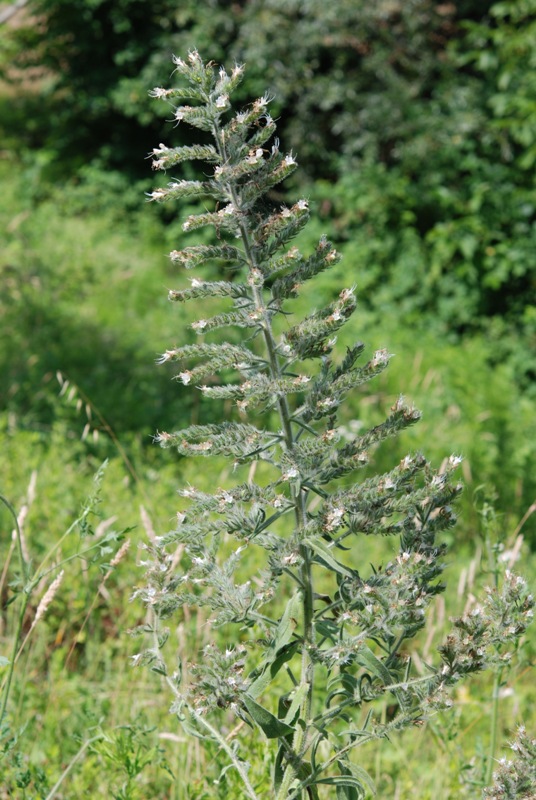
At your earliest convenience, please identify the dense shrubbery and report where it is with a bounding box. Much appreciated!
[2,0,534,355]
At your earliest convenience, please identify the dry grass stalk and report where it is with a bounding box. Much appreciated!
[29,569,64,633]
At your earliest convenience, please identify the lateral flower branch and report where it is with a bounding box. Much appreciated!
[132,51,534,799]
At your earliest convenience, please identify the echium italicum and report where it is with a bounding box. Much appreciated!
[132,52,534,799]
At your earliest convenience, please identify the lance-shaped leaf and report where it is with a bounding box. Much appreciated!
[301,537,356,580]
[242,695,295,739]
[248,593,302,698]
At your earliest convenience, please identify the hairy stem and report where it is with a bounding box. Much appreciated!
[214,121,315,795]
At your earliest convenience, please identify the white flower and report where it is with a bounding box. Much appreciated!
[246,148,263,164]
[296,199,309,211]
[179,372,192,385]
[150,88,170,99]
[156,350,175,364]
[325,508,345,531]
[283,552,299,566]
[148,189,167,201]
[328,310,343,323]
[339,287,355,302]
[192,319,208,331]
[283,154,296,167]
[317,397,336,410]
[254,95,269,111]
[283,467,299,480]
[371,349,390,368]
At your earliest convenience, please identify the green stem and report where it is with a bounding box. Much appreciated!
[485,666,502,786]
[44,733,104,800]
[214,121,315,797]
[0,494,32,727]
[484,531,502,787]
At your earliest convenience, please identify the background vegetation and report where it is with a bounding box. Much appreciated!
[0,0,534,797]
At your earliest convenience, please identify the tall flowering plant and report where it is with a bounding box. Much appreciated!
[133,52,534,799]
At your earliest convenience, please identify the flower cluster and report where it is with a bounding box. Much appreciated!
[484,726,536,800]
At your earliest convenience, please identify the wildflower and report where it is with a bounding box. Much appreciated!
[156,350,176,364]
[283,467,299,480]
[148,189,167,201]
